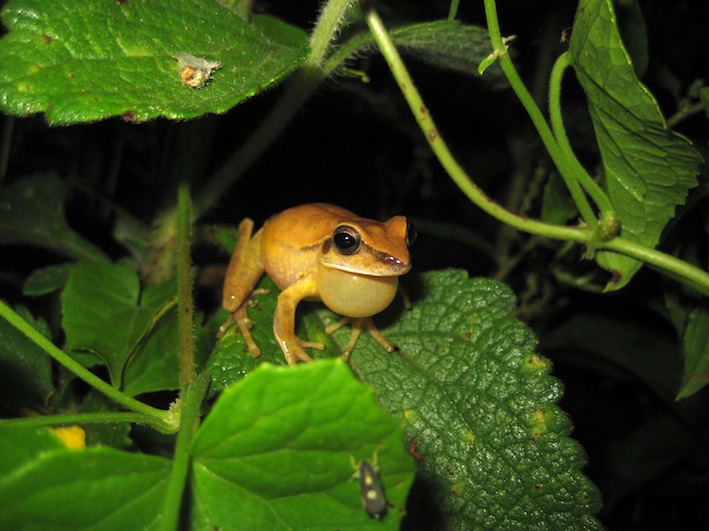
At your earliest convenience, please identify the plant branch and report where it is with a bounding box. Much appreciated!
[177,183,196,387]
[360,0,709,295]
[600,237,709,296]
[0,300,177,433]
[547,54,598,226]
[548,53,616,227]
[483,0,624,244]
[0,412,170,431]
[160,372,210,531]
[307,0,356,69]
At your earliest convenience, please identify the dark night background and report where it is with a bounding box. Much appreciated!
[2,1,709,529]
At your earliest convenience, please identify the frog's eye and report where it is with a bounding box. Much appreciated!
[333,225,361,255]
[406,220,417,247]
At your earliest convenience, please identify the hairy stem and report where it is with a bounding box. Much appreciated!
[177,183,196,387]
[160,372,210,531]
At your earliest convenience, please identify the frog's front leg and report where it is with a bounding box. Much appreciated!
[326,317,396,362]
[274,274,325,365]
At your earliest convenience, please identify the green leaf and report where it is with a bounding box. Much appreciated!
[0,0,309,124]
[0,304,54,410]
[390,20,504,82]
[23,264,71,297]
[350,271,601,529]
[676,301,709,399]
[0,427,65,478]
[0,428,171,530]
[0,173,109,262]
[331,20,506,86]
[569,0,702,291]
[208,270,601,528]
[191,360,416,529]
[61,262,177,388]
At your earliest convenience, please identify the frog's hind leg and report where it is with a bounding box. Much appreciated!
[327,317,396,362]
[218,218,265,357]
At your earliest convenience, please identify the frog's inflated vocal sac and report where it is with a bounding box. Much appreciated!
[218,203,416,366]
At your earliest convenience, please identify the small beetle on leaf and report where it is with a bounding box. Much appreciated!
[351,456,388,519]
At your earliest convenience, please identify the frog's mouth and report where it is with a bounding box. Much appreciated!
[320,253,411,277]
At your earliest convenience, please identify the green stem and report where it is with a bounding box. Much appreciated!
[192,0,354,220]
[447,0,460,20]
[600,237,709,296]
[359,2,590,244]
[548,54,598,226]
[177,183,196,387]
[307,0,356,69]
[0,300,176,432]
[0,412,170,431]
[548,53,616,226]
[482,0,612,230]
[160,372,210,531]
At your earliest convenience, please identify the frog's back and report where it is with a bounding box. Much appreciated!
[260,204,347,289]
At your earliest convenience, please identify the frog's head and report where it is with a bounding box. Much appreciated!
[319,215,415,276]
[317,215,415,318]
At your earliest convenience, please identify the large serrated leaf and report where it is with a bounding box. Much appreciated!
[191,361,416,529]
[569,0,701,291]
[0,0,309,124]
[210,269,602,528]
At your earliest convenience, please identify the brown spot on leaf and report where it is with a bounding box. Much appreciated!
[121,111,138,123]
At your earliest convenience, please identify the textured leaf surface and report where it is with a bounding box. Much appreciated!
[0,428,171,530]
[211,269,601,528]
[332,19,505,86]
[0,174,108,262]
[569,0,701,290]
[0,0,309,124]
[191,361,416,529]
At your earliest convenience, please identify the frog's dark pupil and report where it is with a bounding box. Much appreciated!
[335,232,356,249]
[333,226,360,255]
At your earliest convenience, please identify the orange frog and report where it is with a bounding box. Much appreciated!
[218,203,415,365]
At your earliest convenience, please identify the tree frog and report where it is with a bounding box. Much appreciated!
[218,203,415,366]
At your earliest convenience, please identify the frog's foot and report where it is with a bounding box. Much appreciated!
[327,317,396,362]
[277,335,325,366]
[217,305,261,357]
